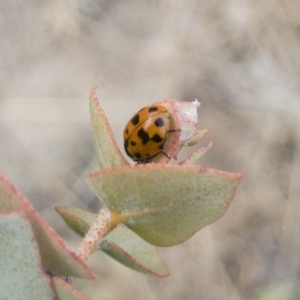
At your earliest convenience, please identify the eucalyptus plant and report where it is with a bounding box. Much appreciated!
[0,87,242,299]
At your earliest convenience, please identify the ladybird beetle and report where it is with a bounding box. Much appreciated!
[123,105,174,163]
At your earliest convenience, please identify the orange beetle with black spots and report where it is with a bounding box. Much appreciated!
[123,105,175,163]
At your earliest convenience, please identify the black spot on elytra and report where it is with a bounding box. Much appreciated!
[124,139,129,148]
[130,141,137,146]
[124,141,134,159]
[138,128,150,145]
[125,128,129,135]
[152,134,164,143]
[154,117,164,127]
[148,106,158,112]
[134,152,141,159]
[131,114,140,125]
[146,153,150,156]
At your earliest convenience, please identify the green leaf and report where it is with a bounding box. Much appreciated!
[255,283,300,300]
[0,211,55,300]
[181,129,209,147]
[0,172,95,279]
[100,225,169,277]
[55,205,95,237]
[90,87,128,169]
[87,164,242,246]
[55,206,169,277]
[52,276,89,300]
[180,142,212,165]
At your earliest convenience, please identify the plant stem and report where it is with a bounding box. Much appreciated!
[75,206,115,262]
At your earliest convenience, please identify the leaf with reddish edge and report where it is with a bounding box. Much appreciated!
[180,142,213,165]
[153,99,200,143]
[55,206,169,277]
[0,172,95,279]
[55,205,96,237]
[90,87,128,169]
[181,129,209,147]
[0,210,55,300]
[52,276,89,300]
[100,225,169,277]
[87,164,242,247]
[151,99,203,164]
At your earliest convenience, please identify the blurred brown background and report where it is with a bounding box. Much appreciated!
[1,1,300,299]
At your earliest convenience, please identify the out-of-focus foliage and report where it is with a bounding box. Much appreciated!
[254,283,300,300]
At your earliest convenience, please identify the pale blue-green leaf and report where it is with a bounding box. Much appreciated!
[180,142,212,165]
[0,172,95,279]
[90,87,128,169]
[100,225,169,277]
[87,164,242,246]
[52,276,89,300]
[55,206,169,277]
[0,211,55,300]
